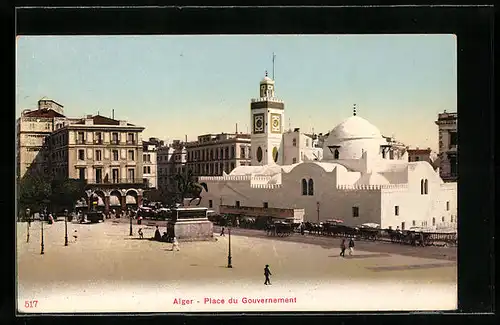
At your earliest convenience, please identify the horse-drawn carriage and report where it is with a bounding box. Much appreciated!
[266,221,294,237]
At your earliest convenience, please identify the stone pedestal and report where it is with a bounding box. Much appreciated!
[168,207,214,242]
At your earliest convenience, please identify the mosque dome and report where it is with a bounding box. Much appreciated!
[260,76,274,84]
[328,116,382,141]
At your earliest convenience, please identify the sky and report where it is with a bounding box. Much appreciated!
[16,35,456,151]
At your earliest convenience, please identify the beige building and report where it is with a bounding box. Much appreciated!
[49,114,146,212]
[157,140,187,192]
[185,133,252,176]
[142,138,163,189]
[435,111,457,182]
[16,99,74,180]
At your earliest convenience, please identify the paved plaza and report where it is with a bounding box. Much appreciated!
[17,221,457,313]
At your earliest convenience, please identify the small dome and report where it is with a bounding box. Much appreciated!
[260,76,275,84]
[328,116,382,140]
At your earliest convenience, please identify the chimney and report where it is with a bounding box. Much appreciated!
[112,109,115,120]
[236,123,238,134]
[185,134,187,143]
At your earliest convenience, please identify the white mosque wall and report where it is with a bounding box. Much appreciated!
[323,137,385,161]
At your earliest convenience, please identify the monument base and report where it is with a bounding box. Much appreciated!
[168,220,214,242]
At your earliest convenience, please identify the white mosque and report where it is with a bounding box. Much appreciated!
[198,75,457,230]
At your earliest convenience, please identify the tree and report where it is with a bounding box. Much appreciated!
[17,171,52,214]
[172,170,208,206]
[50,179,87,212]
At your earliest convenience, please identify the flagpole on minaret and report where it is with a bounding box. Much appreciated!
[353,104,357,116]
[272,53,276,80]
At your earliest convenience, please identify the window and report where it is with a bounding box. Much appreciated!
[225,147,229,159]
[308,179,314,196]
[95,150,102,161]
[352,207,359,218]
[240,147,245,159]
[446,201,450,211]
[292,138,297,147]
[389,150,394,160]
[415,156,420,161]
[334,149,339,159]
[112,168,119,183]
[230,162,235,171]
[292,158,297,164]
[449,131,457,147]
[263,202,269,208]
[401,222,405,230]
[382,149,386,159]
[442,216,445,222]
[111,132,119,144]
[412,220,416,226]
[420,179,424,195]
[424,179,429,194]
[128,168,135,181]
[77,132,85,144]
[144,166,147,174]
[128,150,135,161]
[78,149,85,160]
[127,133,135,144]
[451,216,454,223]
[209,200,213,208]
[231,146,235,159]
[395,206,399,216]
[95,132,102,144]
[235,201,240,208]
[95,168,103,184]
[78,168,86,180]
[302,179,308,195]
[432,217,436,226]
[113,150,119,161]
[210,150,214,161]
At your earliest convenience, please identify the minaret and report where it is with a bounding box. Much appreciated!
[250,71,285,165]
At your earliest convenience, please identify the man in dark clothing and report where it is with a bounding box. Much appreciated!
[340,239,346,257]
[300,223,305,236]
[348,238,355,256]
[220,227,225,236]
[154,226,162,241]
[264,264,272,285]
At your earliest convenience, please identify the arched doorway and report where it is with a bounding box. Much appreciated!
[90,190,106,212]
[109,190,122,216]
[126,190,138,210]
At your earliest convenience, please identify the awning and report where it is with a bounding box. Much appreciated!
[96,196,105,206]
[126,195,137,204]
[109,195,121,206]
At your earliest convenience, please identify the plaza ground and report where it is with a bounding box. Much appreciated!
[16,220,457,313]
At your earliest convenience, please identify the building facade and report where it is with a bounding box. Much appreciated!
[48,114,146,213]
[281,129,323,165]
[16,99,68,180]
[142,138,163,189]
[199,114,457,231]
[435,111,457,182]
[185,133,252,177]
[157,140,188,191]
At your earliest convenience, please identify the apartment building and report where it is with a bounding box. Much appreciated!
[435,111,457,182]
[185,133,252,176]
[142,137,163,189]
[49,114,146,212]
[157,140,187,192]
[16,99,78,180]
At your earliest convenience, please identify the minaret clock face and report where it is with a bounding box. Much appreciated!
[270,113,281,133]
[254,114,264,134]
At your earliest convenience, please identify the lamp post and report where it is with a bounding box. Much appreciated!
[316,201,320,224]
[26,208,30,243]
[129,208,133,236]
[64,209,69,246]
[40,217,44,255]
[227,219,232,268]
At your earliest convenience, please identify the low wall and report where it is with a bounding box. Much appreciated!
[171,219,214,242]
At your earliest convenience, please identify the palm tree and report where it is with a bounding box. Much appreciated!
[172,170,208,206]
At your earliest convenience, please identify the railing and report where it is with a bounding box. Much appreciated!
[76,139,86,144]
[94,139,103,144]
[126,140,136,145]
[84,178,147,185]
[110,139,120,145]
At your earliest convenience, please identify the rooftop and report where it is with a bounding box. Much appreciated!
[22,109,66,118]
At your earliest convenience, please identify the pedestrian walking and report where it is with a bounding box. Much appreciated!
[348,238,355,256]
[154,226,161,241]
[138,228,144,239]
[220,226,225,236]
[73,230,78,242]
[264,264,272,285]
[340,239,346,257]
[171,236,180,251]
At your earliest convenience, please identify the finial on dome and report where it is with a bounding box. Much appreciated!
[265,70,268,77]
[353,104,357,116]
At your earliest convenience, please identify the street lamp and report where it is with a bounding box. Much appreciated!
[64,209,69,246]
[129,208,133,236]
[316,201,320,224]
[40,216,44,255]
[227,218,232,268]
[26,208,30,243]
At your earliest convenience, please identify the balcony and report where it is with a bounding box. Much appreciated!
[76,139,86,144]
[126,140,137,145]
[110,139,120,145]
[84,178,148,186]
[94,139,103,144]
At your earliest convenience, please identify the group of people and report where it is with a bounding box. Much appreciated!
[137,225,180,251]
[339,238,355,257]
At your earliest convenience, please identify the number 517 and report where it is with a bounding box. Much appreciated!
[24,300,38,308]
